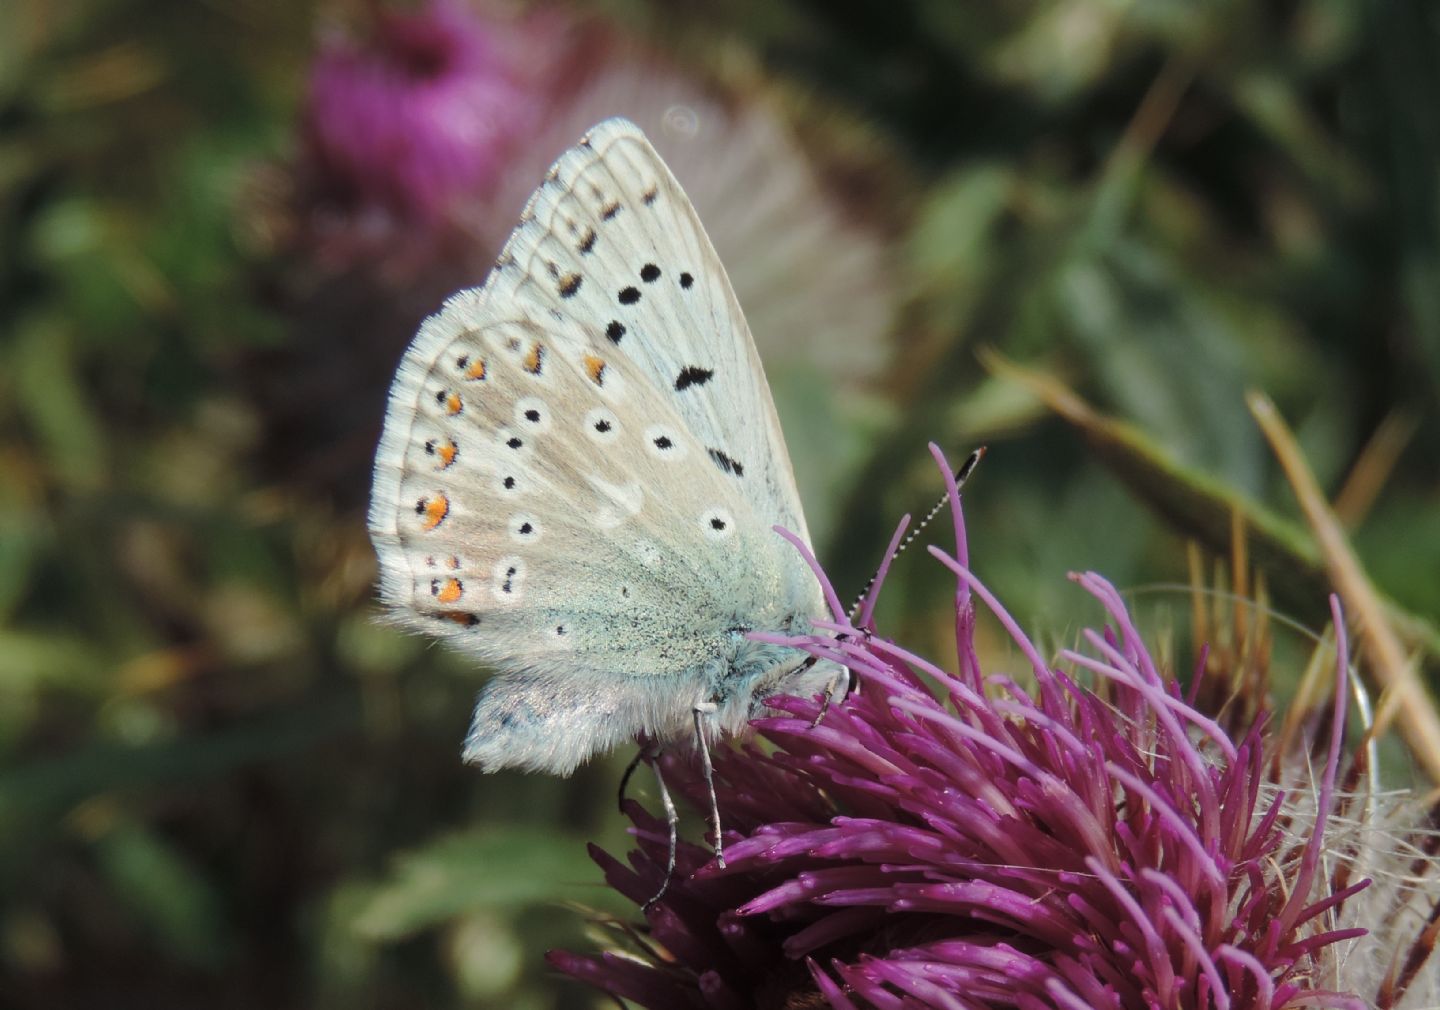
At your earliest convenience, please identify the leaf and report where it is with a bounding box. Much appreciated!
[94,819,228,967]
[0,698,357,843]
[10,311,106,491]
[983,350,1440,665]
[354,826,606,941]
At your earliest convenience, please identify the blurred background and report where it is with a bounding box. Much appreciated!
[3,0,1438,1006]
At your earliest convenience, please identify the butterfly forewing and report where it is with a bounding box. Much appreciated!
[489,118,809,541]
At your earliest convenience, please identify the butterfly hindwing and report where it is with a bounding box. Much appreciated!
[373,300,754,647]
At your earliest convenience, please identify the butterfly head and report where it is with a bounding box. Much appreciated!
[713,629,848,734]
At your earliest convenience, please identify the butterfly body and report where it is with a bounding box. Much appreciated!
[369,119,839,775]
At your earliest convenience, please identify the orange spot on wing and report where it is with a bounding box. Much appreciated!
[444,393,463,415]
[434,577,463,604]
[583,354,607,385]
[523,343,545,374]
[421,493,450,530]
[436,440,457,468]
[465,358,487,381]
[439,611,479,627]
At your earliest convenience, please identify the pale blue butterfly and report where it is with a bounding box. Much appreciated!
[367,118,845,858]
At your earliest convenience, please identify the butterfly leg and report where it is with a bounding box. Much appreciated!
[641,754,679,912]
[617,737,658,813]
[692,701,725,868]
[808,666,854,728]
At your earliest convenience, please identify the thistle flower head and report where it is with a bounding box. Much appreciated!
[550,447,1440,1009]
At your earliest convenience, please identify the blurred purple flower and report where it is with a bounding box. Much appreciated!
[303,0,537,224]
[550,447,1439,1009]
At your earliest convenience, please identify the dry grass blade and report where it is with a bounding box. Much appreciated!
[1249,391,1440,785]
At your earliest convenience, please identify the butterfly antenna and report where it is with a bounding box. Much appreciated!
[846,446,987,623]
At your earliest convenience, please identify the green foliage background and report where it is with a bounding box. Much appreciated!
[2,0,1437,1007]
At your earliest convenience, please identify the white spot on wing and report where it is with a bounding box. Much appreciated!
[585,474,643,530]
[643,424,688,461]
[584,407,620,443]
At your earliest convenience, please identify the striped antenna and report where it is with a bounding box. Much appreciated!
[847,446,987,622]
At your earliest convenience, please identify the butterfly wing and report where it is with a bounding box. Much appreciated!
[487,118,811,542]
[369,120,825,775]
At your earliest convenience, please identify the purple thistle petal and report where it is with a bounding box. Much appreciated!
[772,524,849,623]
[858,514,913,629]
[810,958,864,1010]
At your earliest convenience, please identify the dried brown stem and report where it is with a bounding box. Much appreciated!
[1248,391,1440,785]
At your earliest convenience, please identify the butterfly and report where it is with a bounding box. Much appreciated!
[368,118,845,804]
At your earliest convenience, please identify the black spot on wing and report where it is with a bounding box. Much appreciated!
[606,321,626,343]
[674,366,714,391]
[707,448,744,477]
[640,263,661,283]
[680,272,694,289]
[558,273,582,298]
[618,286,640,305]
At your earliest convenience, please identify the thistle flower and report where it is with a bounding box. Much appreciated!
[303,0,540,226]
[550,448,1440,1009]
